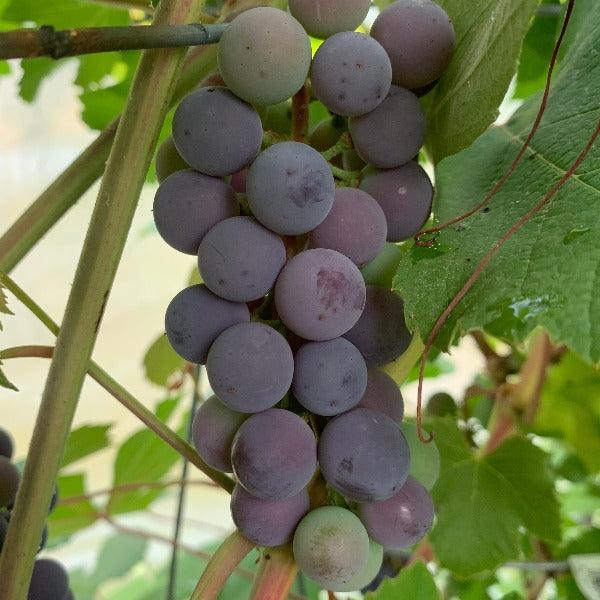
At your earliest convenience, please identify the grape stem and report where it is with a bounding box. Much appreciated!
[330,165,362,184]
[291,84,310,142]
[248,545,298,600]
[321,133,352,162]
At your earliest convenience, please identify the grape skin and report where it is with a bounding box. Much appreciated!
[400,421,440,490]
[348,86,426,169]
[360,162,434,242]
[0,428,13,460]
[293,506,369,591]
[172,87,263,176]
[358,369,404,423]
[311,32,392,117]
[153,170,237,255]
[165,285,249,365]
[274,249,366,341]
[230,484,310,547]
[309,187,387,266]
[288,0,371,39]
[247,142,335,235]
[309,117,345,168]
[292,338,368,416]
[371,0,455,89]
[0,456,20,508]
[28,559,69,600]
[191,396,247,473]
[231,409,317,500]
[318,408,411,502]
[344,286,411,367]
[218,8,311,105]
[337,539,384,592]
[198,217,287,302]
[360,243,403,288]
[206,323,294,413]
[359,476,435,548]
[155,135,189,183]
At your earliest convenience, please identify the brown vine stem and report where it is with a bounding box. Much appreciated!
[415,0,576,247]
[416,117,600,443]
[291,84,310,143]
[248,545,299,600]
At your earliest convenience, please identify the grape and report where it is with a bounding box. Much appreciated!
[153,170,237,255]
[292,338,367,416]
[0,428,13,459]
[360,162,434,242]
[192,396,247,472]
[154,135,189,183]
[207,323,294,413]
[0,456,19,508]
[426,392,457,417]
[28,559,69,600]
[342,148,366,172]
[344,286,411,367]
[230,168,249,194]
[371,0,455,89]
[231,409,317,500]
[274,249,366,341]
[399,421,440,490]
[247,142,335,235]
[360,243,403,288]
[230,484,310,547]
[318,408,410,502]
[338,539,384,592]
[172,86,263,176]
[258,101,292,136]
[165,285,249,364]
[311,32,392,117]
[288,0,371,39]
[293,506,369,591]
[309,187,387,266]
[309,117,345,168]
[358,369,404,423]
[348,86,426,169]
[0,511,8,550]
[359,476,435,548]
[218,8,311,105]
[199,217,286,302]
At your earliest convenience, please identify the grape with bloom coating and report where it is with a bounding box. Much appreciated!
[275,249,366,341]
[155,135,189,183]
[28,559,69,600]
[247,142,335,235]
[207,323,294,413]
[218,8,311,105]
[293,506,369,591]
[191,396,247,473]
[172,87,262,177]
[311,32,392,117]
[289,0,371,39]
[0,456,19,508]
[359,476,435,548]
[337,539,384,592]
[358,369,404,423]
[0,429,13,460]
[230,484,310,547]
[318,408,410,502]
[165,285,249,364]
[231,409,317,500]
[153,170,237,255]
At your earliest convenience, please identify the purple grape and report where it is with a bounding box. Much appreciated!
[0,428,13,460]
[247,142,335,235]
[288,0,371,39]
[0,456,19,508]
[309,187,387,266]
[311,32,392,117]
[371,0,455,89]
[344,286,411,367]
[318,408,410,502]
[155,135,189,183]
[348,86,426,169]
[192,396,247,472]
[274,249,366,341]
[292,338,367,416]
[360,162,434,242]
[359,476,435,548]
[165,285,250,364]
[358,369,404,423]
[172,87,263,176]
[153,170,237,255]
[28,559,69,600]
[231,409,317,500]
[230,484,310,547]
[198,217,287,302]
[206,323,294,413]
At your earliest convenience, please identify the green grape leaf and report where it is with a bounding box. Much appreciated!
[0,363,17,391]
[18,58,60,102]
[394,0,600,361]
[0,60,9,75]
[427,0,539,162]
[428,419,560,576]
[367,561,440,599]
[0,279,12,326]
[143,334,185,387]
[60,424,112,468]
[48,473,98,539]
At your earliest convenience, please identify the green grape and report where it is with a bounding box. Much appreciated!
[400,420,440,490]
[259,101,293,135]
[361,243,403,288]
[155,135,189,183]
[337,539,384,592]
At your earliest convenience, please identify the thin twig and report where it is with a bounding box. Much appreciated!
[291,84,310,142]
[505,560,570,572]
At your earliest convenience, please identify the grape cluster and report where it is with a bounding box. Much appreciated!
[156,0,454,592]
[0,428,72,599]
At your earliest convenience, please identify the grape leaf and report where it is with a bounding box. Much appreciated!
[394,0,600,361]
[367,561,439,599]
[49,473,98,539]
[427,0,539,162]
[0,364,17,391]
[61,424,112,467]
[143,334,185,387]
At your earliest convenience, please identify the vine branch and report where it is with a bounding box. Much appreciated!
[249,545,298,600]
